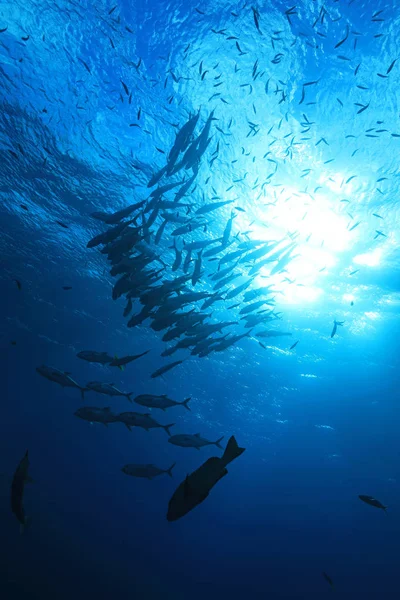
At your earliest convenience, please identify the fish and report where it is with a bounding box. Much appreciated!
[256,330,292,338]
[330,320,344,338]
[290,340,299,350]
[76,351,113,365]
[358,495,387,513]
[11,450,32,532]
[13,279,22,290]
[85,382,133,402]
[36,365,87,399]
[151,360,184,379]
[167,435,245,521]
[117,412,174,435]
[195,200,234,215]
[74,407,119,426]
[134,394,191,411]
[62,286,72,290]
[169,433,224,450]
[122,463,176,479]
[109,350,150,367]
[322,572,334,589]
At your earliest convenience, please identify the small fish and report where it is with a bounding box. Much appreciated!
[151,360,184,379]
[322,572,334,589]
[11,450,32,533]
[330,320,344,338]
[359,495,387,513]
[62,286,72,290]
[13,279,22,291]
[349,269,359,276]
[374,230,387,239]
[290,340,299,350]
[55,220,68,229]
[372,213,383,219]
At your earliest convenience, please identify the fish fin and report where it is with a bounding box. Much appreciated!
[222,436,246,464]
[214,436,224,449]
[181,397,191,411]
[166,463,176,478]
[164,423,175,437]
[124,423,132,432]
[126,393,133,403]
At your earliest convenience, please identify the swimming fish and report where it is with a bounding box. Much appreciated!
[11,450,32,533]
[330,320,344,338]
[359,495,387,513]
[167,435,245,521]
[122,463,176,480]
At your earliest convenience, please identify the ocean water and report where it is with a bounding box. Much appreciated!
[1,0,400,598]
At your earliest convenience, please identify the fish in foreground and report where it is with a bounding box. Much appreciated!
[77,351,114,364]
[151,360,184,379]
[359,495,387,513]
[169,433,224,450]
[134,394,191,411]
[74,407,118,426]
[122,463,176,479]
[36,365,87,399]
[109,350,150,367]
[11,450,32,533]
[117,412,174,436]
[330,320,344,338]
[167,435,245,521]
[322,572,334,589]
[86,381,133,402]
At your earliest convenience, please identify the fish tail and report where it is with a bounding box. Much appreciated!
[214,436,224,449]
[166,462,176,477]
[181,397,191,411]
[80,387,86,401]
[164,423,175,437]
[124,423,132,432]
[222,435,246,465]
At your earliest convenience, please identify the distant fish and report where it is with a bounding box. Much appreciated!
[122,463,176,480]
[169,433,224,450]
[322,572,334,589]
[74,407,119,427]
[11,450,32,533]
[330,320,344,338]
[134,394,191,411]
[359,495,387,513]
[151,360,184,379]
[86,382,133,402]
[13,279,22,291]
[62,286,72,290]
[290,340,299,350]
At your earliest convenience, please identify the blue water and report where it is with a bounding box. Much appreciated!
[1,0,400,598]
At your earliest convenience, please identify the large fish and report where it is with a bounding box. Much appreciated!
[85,381,133,402]
[167,436,245,521]
[134,394,191,411]
[74,407,119,426]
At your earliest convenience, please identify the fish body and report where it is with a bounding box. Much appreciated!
[322,572,334,589]
[86,381,132,402]
[77,351,114,364]
[36,365,87,399]
[330,319,344,338]
[167,435,245,521]
[11,450,31,531]
[74,407,118,426]
[134,394,191,411]
[122,463,176,479]
[109,350,149,367]
[117,412,174,435]
[256,330,292,338]
[359,495,387,512]
[168,433,224,450]
[151,360,184,379]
